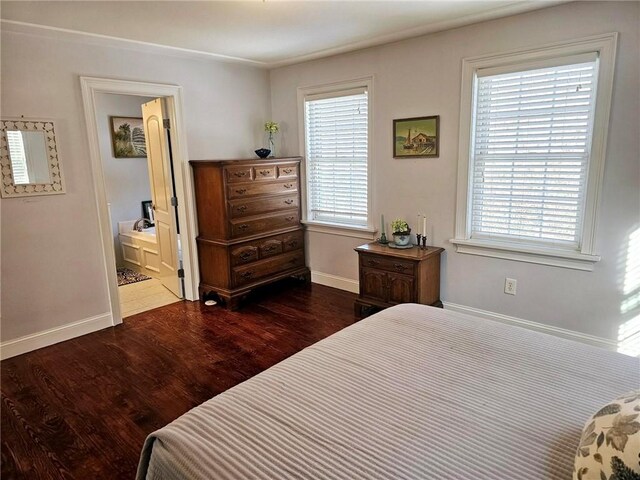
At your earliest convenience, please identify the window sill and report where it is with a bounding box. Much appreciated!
[449,238,601,271]
[303,220,377,240]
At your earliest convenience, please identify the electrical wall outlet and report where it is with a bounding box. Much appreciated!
[504,278,517,295]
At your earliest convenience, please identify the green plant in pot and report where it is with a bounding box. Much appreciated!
[391,219,411,246]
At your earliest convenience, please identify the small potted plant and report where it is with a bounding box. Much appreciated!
[391,219,411,246]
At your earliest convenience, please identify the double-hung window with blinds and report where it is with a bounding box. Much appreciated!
[304,88,369,228]
[469,53,599,249]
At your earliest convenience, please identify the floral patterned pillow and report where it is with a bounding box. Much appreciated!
[573,390,640,480]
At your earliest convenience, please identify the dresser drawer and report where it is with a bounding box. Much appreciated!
[259,238,283,258]
[277,163,298,179]
[228,195,299,219]
[225,166,253,183]
[230,210,299,238]
[282,230,304,252]
[232,250,305,286]
[359,254,415,275]
[229,230,303,266]
[253,165,277,180]
[230,244,259,266]
[227,181,298,199]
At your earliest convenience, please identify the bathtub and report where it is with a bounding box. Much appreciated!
[118,222,161,279]
[117,221,182,280]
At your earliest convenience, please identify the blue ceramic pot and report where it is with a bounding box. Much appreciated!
[255,148,271,159]
[393,232,411,246]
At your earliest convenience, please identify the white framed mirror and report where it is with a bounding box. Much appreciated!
[0,118,65,197]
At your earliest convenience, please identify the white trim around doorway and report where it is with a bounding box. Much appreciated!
[80,76,199,326]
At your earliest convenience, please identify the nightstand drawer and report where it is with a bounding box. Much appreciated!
[359,254,414,275]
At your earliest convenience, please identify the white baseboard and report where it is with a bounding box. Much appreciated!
[311,271,359,294]
[0,312,113,360]
[443,301,617,351]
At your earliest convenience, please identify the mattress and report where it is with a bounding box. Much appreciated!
[137,303,639,479]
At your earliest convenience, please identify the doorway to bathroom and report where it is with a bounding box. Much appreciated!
[96,93,182,318]
[81,77,199,327]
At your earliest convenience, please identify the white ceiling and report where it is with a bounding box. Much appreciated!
[1,1,565,67]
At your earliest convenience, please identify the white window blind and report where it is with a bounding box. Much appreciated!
[470,57,598,247]
[6,131,30,184]
[305,89,368,227]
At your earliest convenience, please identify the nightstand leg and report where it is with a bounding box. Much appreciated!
[354,302,363,318]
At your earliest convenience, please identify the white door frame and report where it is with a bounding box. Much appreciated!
[80,76,199,325]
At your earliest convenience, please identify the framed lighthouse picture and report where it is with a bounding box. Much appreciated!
[393,116,439,158]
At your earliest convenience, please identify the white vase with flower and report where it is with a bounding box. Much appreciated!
[264,121,279,158]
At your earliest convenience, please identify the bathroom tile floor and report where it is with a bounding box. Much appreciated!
[119,278,181,317]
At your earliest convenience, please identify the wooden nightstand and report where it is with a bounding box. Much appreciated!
[354,243,444,318]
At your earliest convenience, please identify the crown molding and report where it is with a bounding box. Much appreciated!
[267,0,569,68]
[0,19,268,68]
[2,1,569,70]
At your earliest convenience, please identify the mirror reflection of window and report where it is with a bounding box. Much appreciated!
[6,130,51,185]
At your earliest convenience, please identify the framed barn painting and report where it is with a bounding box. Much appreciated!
[393,115,439,158]
[110,116,147,158]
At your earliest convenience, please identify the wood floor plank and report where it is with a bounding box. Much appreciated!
[1,282,357,479]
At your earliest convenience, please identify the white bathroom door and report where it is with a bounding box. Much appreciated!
[142,98,182,298]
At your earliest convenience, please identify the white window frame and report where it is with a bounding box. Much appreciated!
[451,33,618,271]
[297,76,375,240]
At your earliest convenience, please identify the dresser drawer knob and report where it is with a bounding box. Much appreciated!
[235,188,247,195]
[240,271,254,279]
[288,241,298,248]
[238,224,250,231]
[284,199,294,205]
[367,259,379,267]
[282,168,293,174]
[284,183,293,189]
[264,245,277,252]
[236,205,247,213]
[394,263,408,272]
[234,171,247,177]
[239,251,253,260]
[285,216,295,222]
[259,170,271,176]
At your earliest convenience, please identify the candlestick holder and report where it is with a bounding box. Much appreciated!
[377,232,389,244]
[421,236,427,249]
[415,233,422,247]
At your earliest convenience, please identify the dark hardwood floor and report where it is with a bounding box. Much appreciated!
[1,281,357,480]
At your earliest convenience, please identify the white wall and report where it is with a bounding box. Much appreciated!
[270,1,640,342]
[95,93,154,266]
[0,29,270,342]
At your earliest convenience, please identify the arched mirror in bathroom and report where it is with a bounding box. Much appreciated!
[0,118,65,198]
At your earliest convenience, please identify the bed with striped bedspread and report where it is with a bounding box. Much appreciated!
[136,303,639,479]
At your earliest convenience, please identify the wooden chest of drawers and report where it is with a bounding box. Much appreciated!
[191,157,309,309]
